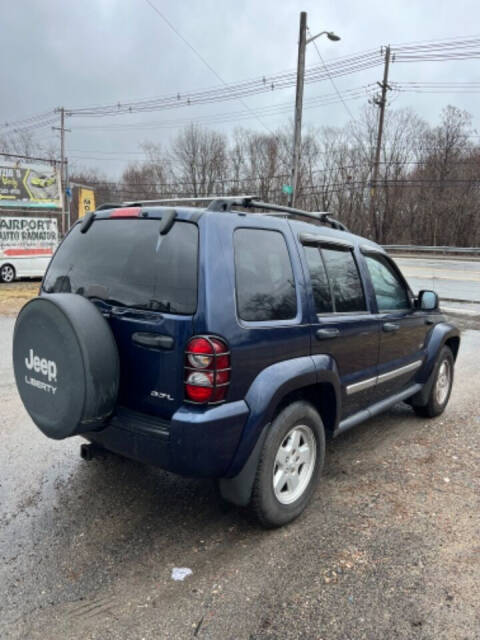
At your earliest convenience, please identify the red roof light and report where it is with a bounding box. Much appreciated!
[109,207,141,218]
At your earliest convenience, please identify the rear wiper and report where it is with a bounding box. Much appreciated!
[86,296,131,308]
[86,296,174,314]
[137,299,172,312]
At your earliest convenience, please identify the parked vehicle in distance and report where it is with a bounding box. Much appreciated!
[12,197,459,527]
[0,216,58,282]
[30,175,57,189]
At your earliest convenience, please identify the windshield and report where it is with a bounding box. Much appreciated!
[43,218,198,314]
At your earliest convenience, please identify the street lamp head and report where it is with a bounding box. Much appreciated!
[327,32,341,41]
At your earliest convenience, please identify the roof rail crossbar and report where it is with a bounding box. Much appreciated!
[246,199,325,221]
[243,200,348,231]
[122,196,257,208]
[119,195,348,231]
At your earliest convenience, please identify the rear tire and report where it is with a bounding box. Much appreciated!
[413,346,454,418]
[251,401,325,528]
[0,264,16,283]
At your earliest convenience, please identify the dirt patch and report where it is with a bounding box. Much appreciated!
[0,281,39,316]
[1,320,479,639]
[444,312,480,331]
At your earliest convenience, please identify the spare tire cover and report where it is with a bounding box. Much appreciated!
[13,293,120,440]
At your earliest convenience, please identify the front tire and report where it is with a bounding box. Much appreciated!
[413,346,454,418]
[0,264,16,283]
[251,401,325,528]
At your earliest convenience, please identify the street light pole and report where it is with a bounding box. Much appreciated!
[289,11,307,208]
[289,12,340,208]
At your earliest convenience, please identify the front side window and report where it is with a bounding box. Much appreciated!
[234,228,297,322]
[321,248,366,313]
[365,254,411,311]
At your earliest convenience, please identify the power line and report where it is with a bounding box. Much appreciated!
[308,29,356,122]
[3,34,480,135]
[143,0,274,134]
[307,28,372,167]
[66,86,374,134]
[0,151,60,163]
[0,51,381,135]
[76,161,480,189]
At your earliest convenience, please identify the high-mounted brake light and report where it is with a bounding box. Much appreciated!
[185,336,230,404]
[109,207,141,218]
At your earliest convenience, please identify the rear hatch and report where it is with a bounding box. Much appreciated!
[42,213,198,420]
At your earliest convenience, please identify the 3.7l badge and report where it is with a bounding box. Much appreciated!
[150,390,174,401]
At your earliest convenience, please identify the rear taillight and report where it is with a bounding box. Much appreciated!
[185,336,230,404]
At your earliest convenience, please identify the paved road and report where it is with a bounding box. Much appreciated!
[1,315,479,640]
[393,256,480,302]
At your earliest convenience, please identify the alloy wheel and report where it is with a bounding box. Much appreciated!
[272,424,317,505]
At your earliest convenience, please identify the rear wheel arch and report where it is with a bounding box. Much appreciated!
[269,381,338,437]
[218,380,338,508]
[251,399,326,527]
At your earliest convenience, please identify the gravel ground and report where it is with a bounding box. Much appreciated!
[0,314,479,640]
[0,281,39,316]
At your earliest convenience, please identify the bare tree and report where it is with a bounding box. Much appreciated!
[79,108,480,247]
[170,124,228,197]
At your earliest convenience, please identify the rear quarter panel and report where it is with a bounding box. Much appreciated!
[194,212,312,402]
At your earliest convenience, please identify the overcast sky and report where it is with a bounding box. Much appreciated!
[1,0,480,177]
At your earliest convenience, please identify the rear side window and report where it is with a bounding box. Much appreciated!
[303,246,333,314]
[321,248,366,313]
[43,219,198,314]
[234,228,297,322]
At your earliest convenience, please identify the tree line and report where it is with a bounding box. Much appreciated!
[2,103,480,246]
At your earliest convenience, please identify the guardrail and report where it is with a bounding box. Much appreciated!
[383,245,480,256]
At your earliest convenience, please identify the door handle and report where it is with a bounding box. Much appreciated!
[383,322,400,333]
[132,332,174,349]
[316,328,340,340]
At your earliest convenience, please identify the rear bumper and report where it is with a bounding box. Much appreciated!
[86,400,249,477]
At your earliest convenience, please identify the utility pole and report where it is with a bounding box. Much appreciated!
[289,11,307,208]
[369,45,391,240]
[52,107,71,236]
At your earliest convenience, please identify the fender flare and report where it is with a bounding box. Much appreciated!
[411,322,460,406]
[219,354,340,506]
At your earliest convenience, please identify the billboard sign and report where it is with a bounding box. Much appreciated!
[0,216,58,257]
[0,162,62,209]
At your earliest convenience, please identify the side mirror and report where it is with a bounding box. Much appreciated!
[418,290,439,311]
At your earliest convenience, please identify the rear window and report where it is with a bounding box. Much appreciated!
[234,228,297,322]
[43,219,198,314]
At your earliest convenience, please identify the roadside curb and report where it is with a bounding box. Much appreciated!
[441,306,480,318]
[441,296,480,305]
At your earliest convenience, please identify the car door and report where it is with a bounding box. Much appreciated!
[361,249,430,401]
[299,234,381,419]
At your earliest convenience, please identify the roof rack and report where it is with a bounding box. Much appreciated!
[121,195,348,231]
[122,196,256,208]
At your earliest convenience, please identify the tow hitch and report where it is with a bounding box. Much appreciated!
[80,442,108,461]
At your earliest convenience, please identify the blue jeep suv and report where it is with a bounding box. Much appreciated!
[12,197,459,527]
